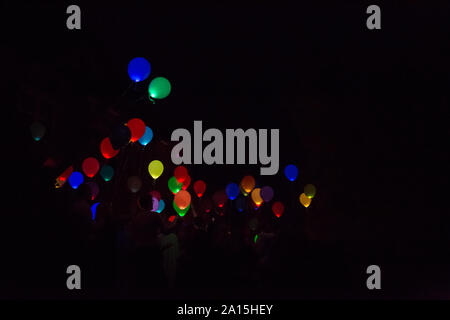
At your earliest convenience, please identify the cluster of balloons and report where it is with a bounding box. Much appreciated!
[127,57,172,101]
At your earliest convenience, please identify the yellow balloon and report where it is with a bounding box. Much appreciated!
[299,193,312,208]
[148,160,164,180]
[251,188,263,206]
[304,184,316,199]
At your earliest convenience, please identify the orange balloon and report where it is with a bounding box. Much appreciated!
[241,175,255,194]
[174,190,191,210]
[251,188,263,206]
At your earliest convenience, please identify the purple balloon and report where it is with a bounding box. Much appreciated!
[260,186,274,202]
[86,181,99,200]
[151,196,160,212]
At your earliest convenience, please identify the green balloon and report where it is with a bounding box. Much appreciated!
[148,77,171,99]
[173,199,190,217]
[304,184,316,199]
[168,176,182,194]
[100,165,114,182]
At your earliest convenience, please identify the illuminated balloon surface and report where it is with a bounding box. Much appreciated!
[226,183,239,200]
[174,166,188,183]
[148,160,164,179]
[251,188,263,206]
[138,126,153,146]
[173,199,190,217]
[182,175,191,190]
[284,164,298,181]
[304,184,317,199]
[174,190,191,210]
[68,171,84,189]
[193,180,206,198]
[91,202,100,220]
[272,201,285,218]
[260,186,274,202]
[100,137,119,159]
[30,121,46,141]
[127,118,146,142]
[128,57,151,82]
[156,199,165,213]
[149,190,161,201]
[213,189,228,208]
[241,176,255,194]
[148,77,171,99]
[168,176,182,194]
[82,157,100,178]
[299,193,312,208]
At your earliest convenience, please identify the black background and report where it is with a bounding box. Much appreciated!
[2,1,450,299]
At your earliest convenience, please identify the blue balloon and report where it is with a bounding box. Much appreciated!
[128,57,151,82]
[284,164,298,181]
[68,171,84,189]
[226,183,240,200]
[156,199,165,213]
[138,126,153,146]
[235,195,246,212]
[91,202,100,220]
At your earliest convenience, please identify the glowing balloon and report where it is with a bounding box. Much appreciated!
[127,118,146,142]
[128,57,151,82]
[82,157,100,178]
[239,183,249,197]
[168,176,182,194]
[138,126,153,146]
[213,189,228,208]
[174,166,188,183]
[193,180,206,198]
[173,199,190,217]
[148,160,164,180]
[241,175,255,194]
[304,184,317,199]
[156,199,165,213]
[168,215,176,223]
[148,77,171,99]
[235,195,246,212]
[100,137,119,159]
[110,124,131,149]
[226,183,239,200]
[300,193,312,208]
[182,175,191,190]
[68,171,84,189]
[260,186,274,202]
[174,190,191,210]
[272,201,285,218]
[149,190,161,201]
[284,164,298,181]
[127,176,142,193]
[30,121,46,141]
[254,234,259,243]
[100,165,114,182]
[55,165,74,188]
[151,197,160,212]
[251,188,263,207]
[86,181,99,200]
[91,202,100,220]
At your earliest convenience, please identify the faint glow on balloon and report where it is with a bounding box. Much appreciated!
[241,175,255,194]
[149,190,161,201]
[168,215,176,223]
[86,181,99,200]
[128,57,151,82]
[213,189,227,208]
[148,160,164,179]
[30,121,46,141]
[182,175,191,190]
[300,193,312,208]
[193,180,206,198]
[284,164,298,181]
[304,184,317,199]
[82,157,100,178]
[127,118,146,142]
[235,195,245,212]
[91,202,100,220]
[55,165,74,188]
[168,176,183,194]
[173,199,190,217]
[127,176,142,193]
[260,186,274,202]
[254,234,259,244]
[272,201,285,218]
[174,166,188,183]
[110,124,131,149]
[226,183,239,200]
[100,165,114,182]
[138,126,153,146]
[68,171,84,189]
[151,197,159,212]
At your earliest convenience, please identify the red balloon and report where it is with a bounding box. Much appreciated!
[127,118,146,142]
[174,190,191,210]
[174,166,188,183]
[168,215,176,223]
[100,137,119,159]
[58,165,74,182]
[213,189,228,208]
[193,180,206,198]
[182,175,191,190]
[149,190,161,201]
[272,201,285,218]
[82,157,100,178]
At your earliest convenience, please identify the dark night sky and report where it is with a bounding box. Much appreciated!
[2,1,450,298]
